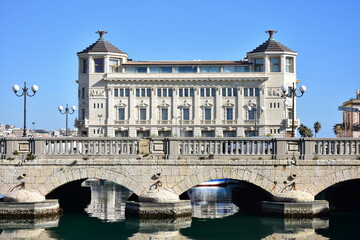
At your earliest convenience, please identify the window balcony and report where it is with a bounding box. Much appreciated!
[157,120,173,125]
[180,120,194,125]
[200,120,216,125]
[115,120,129,124]
[136,120,151,125]
[285,118,300,128]
[222,120,238,125]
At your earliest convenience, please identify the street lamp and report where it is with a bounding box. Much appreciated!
[12,82,38,137]
[247,104,265,136]
[58,104,76,136]
[281,82,306,137]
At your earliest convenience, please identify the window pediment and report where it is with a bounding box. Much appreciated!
[178,100,191,108]
[158,100,170,108]
[136,100,148,108]
[115,100,127,107]
[201,100,213,108]
[223,100,234,108]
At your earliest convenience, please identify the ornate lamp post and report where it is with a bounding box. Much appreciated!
[247,104,265,136]
[281,83,306,137]
[12,82,38,137]
[58,104,76,136]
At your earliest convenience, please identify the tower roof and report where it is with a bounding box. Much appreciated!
[247,30,296,54]
[77,30,126,55]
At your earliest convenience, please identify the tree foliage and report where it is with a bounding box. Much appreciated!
[298,124,313,137]
[313,121,321,137]
[333,123,344,136]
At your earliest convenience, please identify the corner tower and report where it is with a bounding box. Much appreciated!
[76,30,128,136]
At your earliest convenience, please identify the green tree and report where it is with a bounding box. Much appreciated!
[313,121,321,137]
[333,123,344,137]
[298,124,313,137]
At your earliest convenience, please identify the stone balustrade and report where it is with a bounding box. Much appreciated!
[0,137,359,160]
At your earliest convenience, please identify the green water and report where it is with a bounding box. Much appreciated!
[1,181,360,239]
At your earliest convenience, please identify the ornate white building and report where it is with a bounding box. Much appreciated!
[75,30,300,137]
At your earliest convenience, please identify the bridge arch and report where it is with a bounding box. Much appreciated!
[37,167,146,197]
[311,167,360,196]
[172,168,275,196]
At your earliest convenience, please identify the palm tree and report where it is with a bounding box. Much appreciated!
[298,124,313,137]
[314,121,321,137]
[333,123,344,137]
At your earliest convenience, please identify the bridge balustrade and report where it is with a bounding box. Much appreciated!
[43,138,139,155]
[1,137,360,160]
[176,137,276,157]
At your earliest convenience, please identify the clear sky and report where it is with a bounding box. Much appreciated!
[0,0,359,137]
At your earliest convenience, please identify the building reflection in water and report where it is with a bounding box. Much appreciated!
[0,216,59,240]
[82,179,133,222]
[187,185,239,218]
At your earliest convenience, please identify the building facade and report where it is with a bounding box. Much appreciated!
[338,90,360,137]
[75,30,300,137]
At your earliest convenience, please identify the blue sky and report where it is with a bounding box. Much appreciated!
[0,0,359,137]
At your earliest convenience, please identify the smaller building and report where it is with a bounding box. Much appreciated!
[339,90,360,137]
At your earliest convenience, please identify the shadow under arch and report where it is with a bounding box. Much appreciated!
[172,168,275,196]
[311,167,360,196]
[40,167,146,197]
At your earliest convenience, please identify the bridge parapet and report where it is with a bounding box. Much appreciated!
[0,137,359,160]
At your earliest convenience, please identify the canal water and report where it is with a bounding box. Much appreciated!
[0,180,359,239]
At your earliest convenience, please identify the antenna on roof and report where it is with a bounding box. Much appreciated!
[96,30,108,39]
[265,30,277,40]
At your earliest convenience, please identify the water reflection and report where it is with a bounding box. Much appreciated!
[127,217,192,240]
[82,179,132,222]
[188,186,239,218]
[0,216,59,240]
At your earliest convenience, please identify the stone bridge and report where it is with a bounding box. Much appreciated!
[0,137,360,202]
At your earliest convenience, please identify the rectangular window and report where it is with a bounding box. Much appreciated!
[157,89,161,97]
[94,58,104,73]
[168,88,173,97]
[228,88,232,96]
[270,57,280,72]
[138,67,147,73]
[244,88,248,97]
[161,108,168,120]
[183,108,190,120]
[114,89,119,97]
[176,66,197,73]
[150,67,160,73]
[161,67,172,73]
[163,88,167,97]
[147,88,151,97]
[199,66,221,73]
[222,88,226,96]
[125,88,129,97]
[190,88,194,97]
[109,59,119,73]
[212,88,216,97]
[206,88,210,97]
[233,88,237,96]
[250,88,254,96]
[120,88,124,97]
[179,88,183,97]
[81,109,85,120]
[141,88,145,97]
[205,108,211,120]
[249,109,255,120]
[184,88,189,97]
[82,87,86,99]
[140,108,146,120]
[286,57,294,73]
[82,58,88,73]
[125,67,136,73]
[254,59,264,72]
[223,66,250,72]
[200,88,205,97]
[136,89,140,97]
[118,108,125,120]
[226,107,233,120]
[255,88,260,96]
